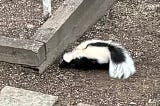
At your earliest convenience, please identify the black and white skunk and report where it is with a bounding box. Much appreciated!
[59,39,136,79]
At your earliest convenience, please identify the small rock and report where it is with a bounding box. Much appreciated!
[129,102,137,105]
[26,24,35,29]
[148,99,156,103]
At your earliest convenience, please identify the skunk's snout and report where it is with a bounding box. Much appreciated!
[59,60,69,68]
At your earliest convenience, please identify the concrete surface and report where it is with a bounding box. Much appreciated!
[0,36,46,67]
[32,0,116,73]
[0,86,58,106]
[0,0,159,105]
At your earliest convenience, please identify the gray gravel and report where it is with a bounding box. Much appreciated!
[0,0,160,106]
[0,0,64,39]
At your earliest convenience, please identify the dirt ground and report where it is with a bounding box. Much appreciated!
[0,0,64,39]
[0,0,160,106]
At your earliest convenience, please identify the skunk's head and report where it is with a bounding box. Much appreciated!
[59,39,136,79]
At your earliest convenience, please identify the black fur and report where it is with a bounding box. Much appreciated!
[86,42,109,48]
[87,42,126,64]
[108,45,125,63]
[59,57,109,70]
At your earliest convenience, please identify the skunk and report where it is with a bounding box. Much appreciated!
[59,39,136,79]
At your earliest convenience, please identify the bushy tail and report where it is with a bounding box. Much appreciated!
[107,42,136,79]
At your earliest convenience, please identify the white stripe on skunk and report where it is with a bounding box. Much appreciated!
[60,39,136,79]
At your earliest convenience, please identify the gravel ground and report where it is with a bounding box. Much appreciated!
[0,0,160,106]
[0,0,64,39]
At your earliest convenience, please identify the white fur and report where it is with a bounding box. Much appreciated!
[64,46,110,64]
[78,46,110,64]
[109,50,136,79]
[63,39,136,79]
[42,0,51,16]
[63,53,73,63]
[76,39,112,50]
